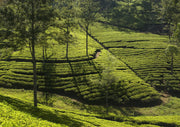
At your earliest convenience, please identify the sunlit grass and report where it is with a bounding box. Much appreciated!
[0,88,136,127]
[0,88,180,127]
[91,22,180,94]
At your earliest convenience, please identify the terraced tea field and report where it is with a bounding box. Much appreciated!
[91,22,180,96]
[0,22,180,127]
[0,26,160,106]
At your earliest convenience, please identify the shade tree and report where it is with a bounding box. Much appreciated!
[90,55,126,114]
[57,0,77,59]
[173,23,180,45]
[160,0,180,41]
[165,45,179,74]
[79,0,100,56]
[0,0,58,107]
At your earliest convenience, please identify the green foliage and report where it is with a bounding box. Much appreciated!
[104,0,162,32]
[0,0,61,107]
[173,23,180,45]
[165,45,179,55]
[160,0,180,40]
[0,0,58,50]
[79,0,100,25]
[78,0,100,56]
[165,45,179,74]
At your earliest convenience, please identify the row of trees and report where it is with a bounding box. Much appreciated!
[0,0,100,107]
[101,0,180,35]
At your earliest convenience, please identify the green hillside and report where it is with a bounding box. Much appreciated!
[0,89,133,127]
[91,22,180,96]
[0,26,161,106]
[0,88,180,127]
[1,0,180,126]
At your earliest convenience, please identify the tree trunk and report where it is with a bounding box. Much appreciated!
[66,27,69,59]
[168,22,171,42]
[66,41,69,59]
[32,50,37,107]
[31,0,38,107]
[105,87,109,114]
[86,25,89,57]
[43,46,45,60]
[171,53,174,75]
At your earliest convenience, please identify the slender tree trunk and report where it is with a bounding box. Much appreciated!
[66,27,69,59]
[32,47,37,107]
[86,25,89,57]
[128,0,130,13]
[168,22,171,42]
[31,0,38,107]
[43,46,45,60]
[66,41,69,59]
[105,87,109,114]
[171,53,174,74]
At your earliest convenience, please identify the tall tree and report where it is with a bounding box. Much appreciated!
[161,0,180,40]
[79,0,100,56]
[108,0,162,32]
[0,0,57,107]
[91,55,119,114]
[58,0,76,59]
[173,23,180,45]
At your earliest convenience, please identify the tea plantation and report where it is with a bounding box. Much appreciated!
[91,22,180,97]
[0,21,180,127]
[0,26,161,106]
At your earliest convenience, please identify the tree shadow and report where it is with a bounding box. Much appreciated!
[89,59,102,77]
[0,94,84,127]
[67,59,97,109]
[38,50,58,105]
[117,107,141,116]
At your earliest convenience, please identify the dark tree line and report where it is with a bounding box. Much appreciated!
[99,0,180,35]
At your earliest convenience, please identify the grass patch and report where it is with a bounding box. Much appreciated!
[0,88,180,127]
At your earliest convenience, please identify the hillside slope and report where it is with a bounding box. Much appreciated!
[0,88,180,127]
[0,26,160,106]
[90,22,180,96]
[0,91,134,127]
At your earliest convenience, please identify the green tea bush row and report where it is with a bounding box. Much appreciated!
[91,22,180,95]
